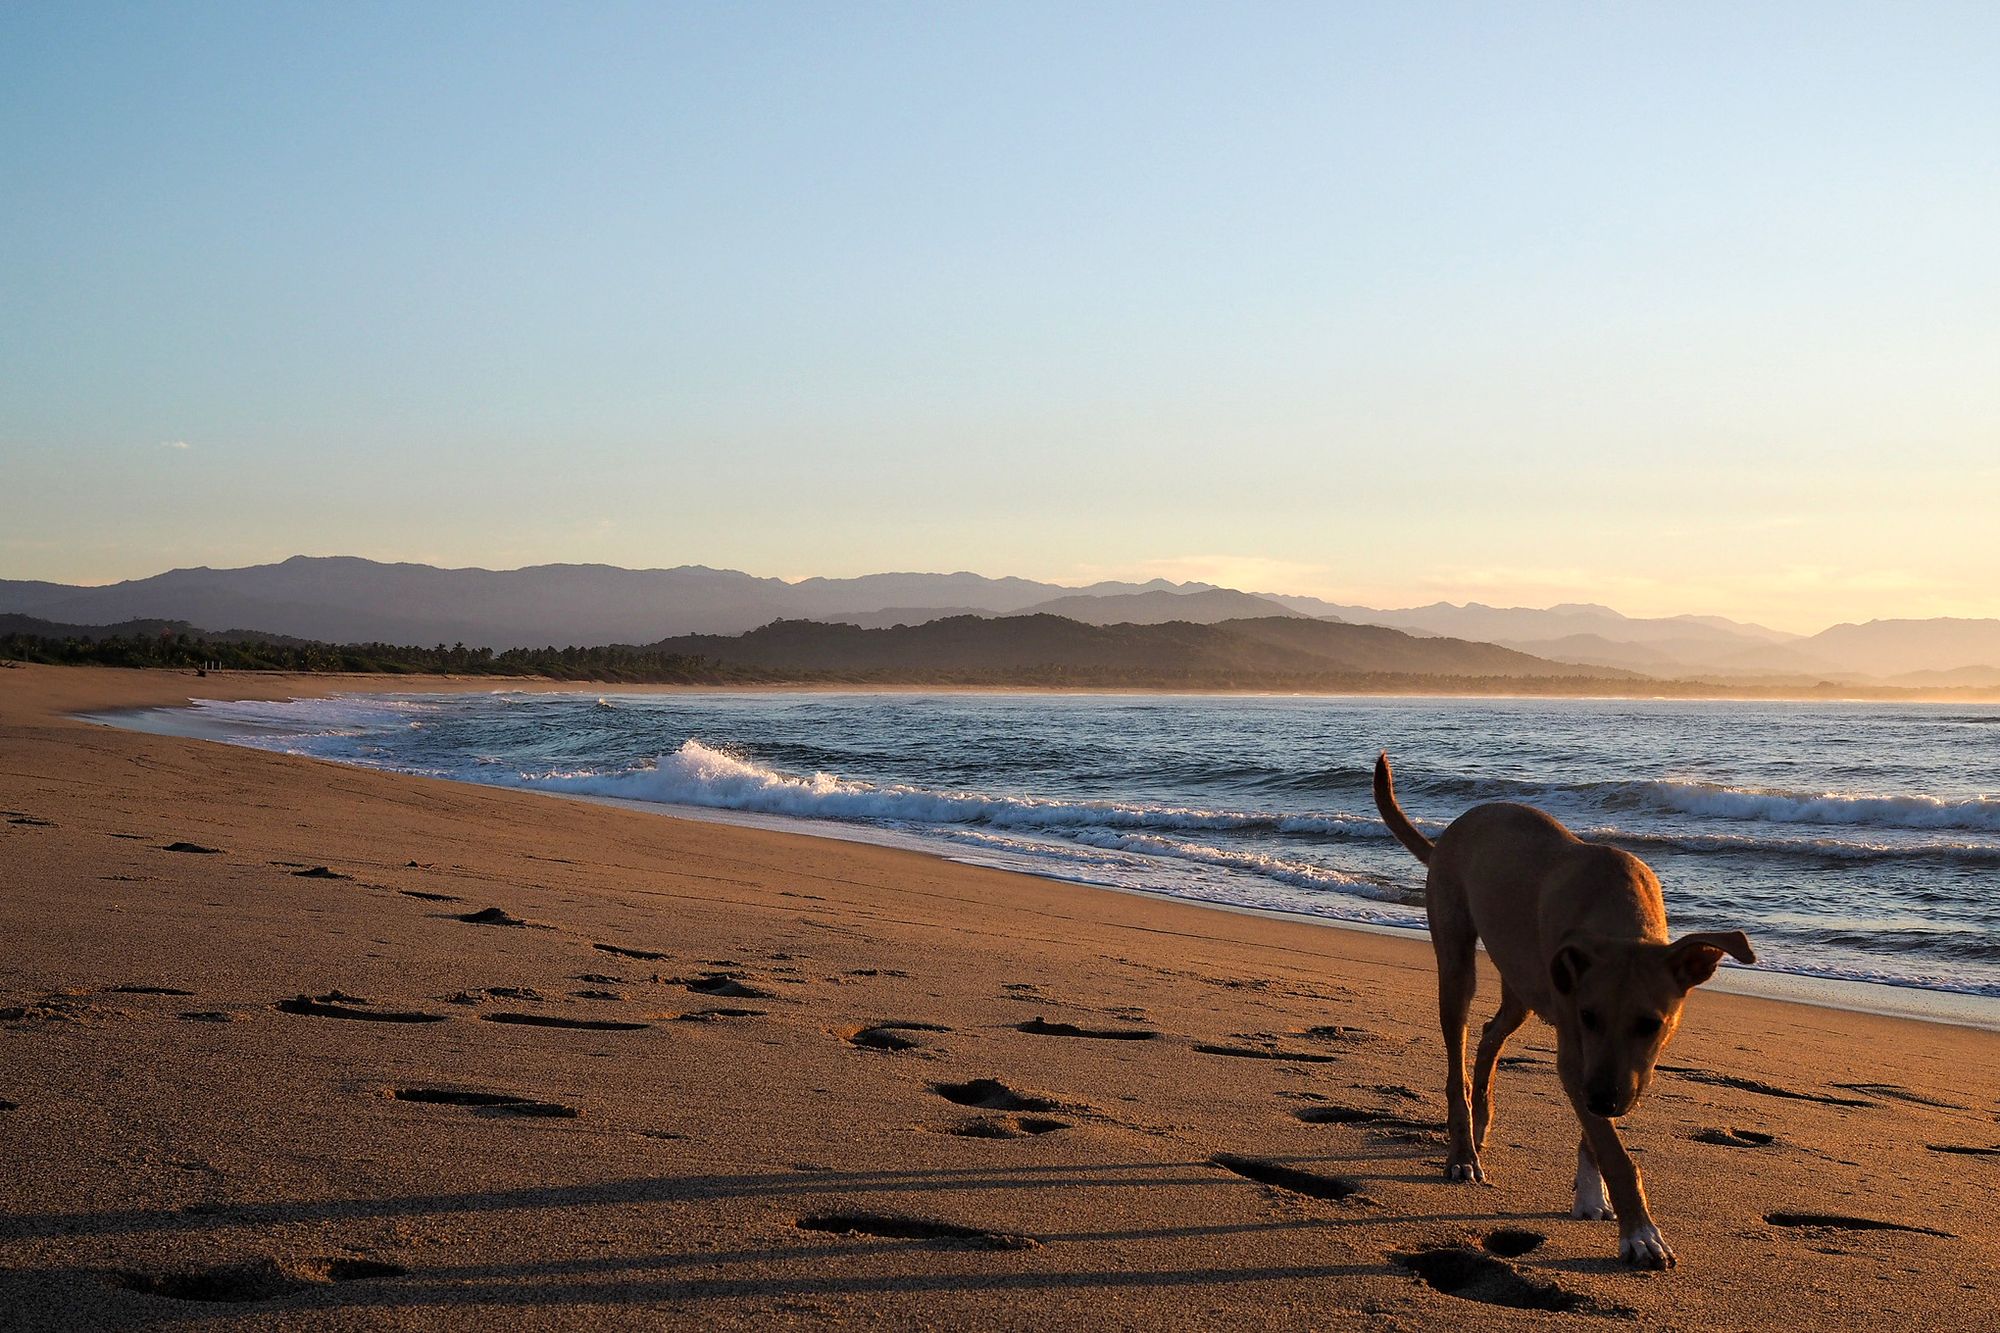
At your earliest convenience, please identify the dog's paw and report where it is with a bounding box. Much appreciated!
[1443,1157,1486,1184]
[1619,1223,1676,1269]
[1571,1174,1614,1221]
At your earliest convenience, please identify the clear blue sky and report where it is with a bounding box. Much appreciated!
[4,2,1995,630]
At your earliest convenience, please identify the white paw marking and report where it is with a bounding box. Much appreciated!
[1620,1222,1676,1269]
[1445,1159,1486,1184]
[1572,1170,1613,1220]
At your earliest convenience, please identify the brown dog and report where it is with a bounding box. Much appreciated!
[1374,752,1754,1268]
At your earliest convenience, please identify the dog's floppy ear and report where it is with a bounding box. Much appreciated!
[1550,944,1592,996]
[1665,930,1756,991]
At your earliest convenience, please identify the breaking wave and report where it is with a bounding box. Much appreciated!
[1614,779,2000,833]
[516,740,1384,838]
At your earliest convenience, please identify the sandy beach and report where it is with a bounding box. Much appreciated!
[1,665,1994,1330]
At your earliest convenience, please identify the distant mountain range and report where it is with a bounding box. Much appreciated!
[645,616,1608,682]
[0,613,308,646]
[0,557,1222,648]
[2,555,1996,684]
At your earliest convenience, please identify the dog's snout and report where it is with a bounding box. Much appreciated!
[1584,1077,1629,1119]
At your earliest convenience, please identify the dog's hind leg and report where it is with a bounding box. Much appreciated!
[1427,876,1483,1182]
[1471,988,1527,1152]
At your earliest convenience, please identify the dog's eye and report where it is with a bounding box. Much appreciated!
[1579,1010,1600,1031]
[1633,1016,1663,1037]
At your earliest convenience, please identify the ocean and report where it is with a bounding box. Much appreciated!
[106,690,2000,1004]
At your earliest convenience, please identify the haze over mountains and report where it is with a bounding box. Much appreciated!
[3,555,1997,685]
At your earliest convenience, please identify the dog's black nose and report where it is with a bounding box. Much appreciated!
[1587,1095,1619,1118]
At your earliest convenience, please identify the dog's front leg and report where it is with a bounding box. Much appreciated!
[1568,1101,1674,1268]
[1571,1133,1614,1220]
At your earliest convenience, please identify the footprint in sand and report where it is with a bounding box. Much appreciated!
[681,974,776,999]
[106,1257,407,1304]
[1016,1016,1159,1041]
[275,995,447,1024]
[160,842,221,855]
[1832,1082,1966,1109]
[400,890,461,903]
[677,1007,768,1022]
[1293,1103,1445,1140]
[594,942,670,961]
[948,1114,1071,1139]
[931,1078,1064,1113]
[1691,1127,1778,1148]
[390,1088,580,1118]
[1925,1143,2000,1157]
[1209,1154,1370,1203]
[1765,1211,1955,1238]
[1293,1024,1380,1044]
[291,866,350,880]
[7,814,55,827]
[455,907,543,928]
[107,985,196,996]
[795,1212,1037,1250]
[435,986,550,1007]
[1392,1246,1625,1316]
[479,1011,650,1031]
[1656,1064,1877,1107]
[1193,1042,1336,1064]
[3,996,131,1026]
[1482,1227,1546,1257]
[845,1021,950,1051]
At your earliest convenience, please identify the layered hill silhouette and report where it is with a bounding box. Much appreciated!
[643,616,1612,682]
[0,613,305,645]
[0,557,1220,647]
[3,555,1995,682]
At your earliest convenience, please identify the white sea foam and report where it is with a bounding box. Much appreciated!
[1584,825,2000,865]
[934,829,1424,922]
[1624,779,2000,833]
[1057,828,1414,902]
[515,740,1381,838]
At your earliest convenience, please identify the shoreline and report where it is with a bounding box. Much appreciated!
[82,673,2000,1032]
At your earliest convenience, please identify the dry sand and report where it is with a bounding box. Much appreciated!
[1,664,1994,1330]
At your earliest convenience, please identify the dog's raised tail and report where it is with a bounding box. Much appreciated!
[1373,751,1433,865]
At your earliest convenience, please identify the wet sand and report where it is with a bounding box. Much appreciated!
[1,665,1995,1329]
